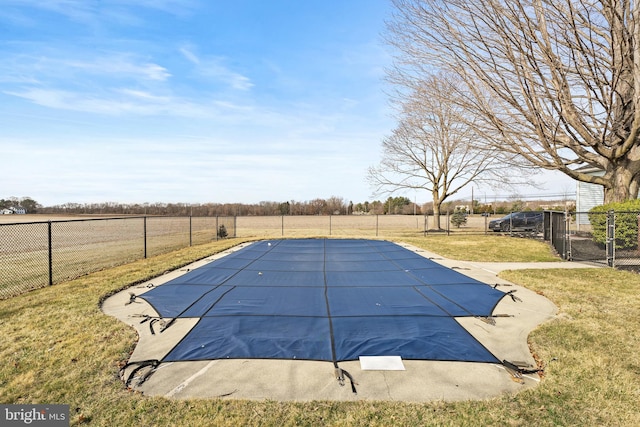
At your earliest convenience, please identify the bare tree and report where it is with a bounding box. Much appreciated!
[369,74,517,229]
[325,196,347,214]
[387,0,640,203]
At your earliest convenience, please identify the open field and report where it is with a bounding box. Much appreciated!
[0,216,234,298]
[235,214,491,238]
[0,214,128,224]
[0,235,638,426]
[0,213,491,229]
[1,214,493,299]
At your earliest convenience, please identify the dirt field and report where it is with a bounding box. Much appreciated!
[235,214,490,238]
[0,214,123,223]
[1,214,495,299]
[0,215,226,298]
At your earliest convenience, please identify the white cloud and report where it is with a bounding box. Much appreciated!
[178,46,253,91]
[62,54,172,81]
[179,46,200,65]
[116,88,171,103]
[0,0,197,25]
[2,125,385,205]
[0,51,171,84]
[195,59,254,91]
[4,87,217,117]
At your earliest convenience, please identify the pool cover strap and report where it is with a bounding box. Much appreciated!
[502,359,544,383]
[319,239,359,394]
[121,359,160,387]
[505,290,522,303]
[335,366,357,394]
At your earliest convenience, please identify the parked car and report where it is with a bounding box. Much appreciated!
[488,212,543,232]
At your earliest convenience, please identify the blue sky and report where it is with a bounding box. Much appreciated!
[1,0,575,207]
[1,0,396,206]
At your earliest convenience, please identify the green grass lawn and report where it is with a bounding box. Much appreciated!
[1,236,638,426]
[400,234,563,262]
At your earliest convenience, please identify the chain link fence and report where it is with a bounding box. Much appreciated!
[0,213,497,299]
[0,216,235,299]
[0,222,50,299]
[545,210,640,272]
[234,213,495,238]
[4,211,636,300]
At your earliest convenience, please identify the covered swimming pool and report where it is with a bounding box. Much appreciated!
[138,239,506,365]
[105,238,555,400]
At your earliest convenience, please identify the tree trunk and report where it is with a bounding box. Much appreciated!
[432,190,442,229]
[603,165,640,204]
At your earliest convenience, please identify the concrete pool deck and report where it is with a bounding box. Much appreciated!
[101,241,599,402]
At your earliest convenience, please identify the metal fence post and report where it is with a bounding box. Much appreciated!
[423,214,427,237]
[189,215,193,247]
[544,212,550,253]
[143,216,147,259]
[329,215,332,235]
[564,211,570,260]
[551,212,557,257]
[48,221,53,286]
[606,210,615,267]
[446,211,450,236]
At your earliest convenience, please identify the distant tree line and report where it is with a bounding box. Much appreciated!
[0,197,40,213]
[35,196,423,216]
[5,195,572,217]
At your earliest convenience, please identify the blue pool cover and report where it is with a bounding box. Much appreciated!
[141,239,506,364]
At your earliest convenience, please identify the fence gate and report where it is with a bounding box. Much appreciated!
[546,211,570,260]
